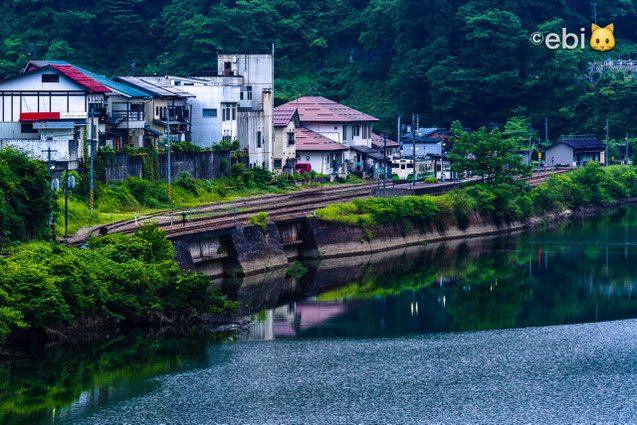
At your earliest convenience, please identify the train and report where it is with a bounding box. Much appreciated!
[390,157,435,182]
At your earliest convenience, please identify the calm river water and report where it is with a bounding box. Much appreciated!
[3,207,637,424]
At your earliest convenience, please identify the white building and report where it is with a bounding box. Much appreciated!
[0,63,111,169]
[134,53,274,169]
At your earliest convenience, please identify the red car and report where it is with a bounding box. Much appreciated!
[295,163,312,175]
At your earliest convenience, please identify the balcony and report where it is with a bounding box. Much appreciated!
[112,110,145,129]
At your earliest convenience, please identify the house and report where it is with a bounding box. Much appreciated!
[273,107,299,174]
[546,136,606,167]
[134,53,274,169]
[277,96,378,172]
[400,135,443,157]
[25,61,163,151]
[371,133,400,158]
[295,127,348,175]
[0,62,111,169]
[116,76,194,146]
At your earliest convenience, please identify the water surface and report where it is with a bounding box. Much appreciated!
[3,206,637,423]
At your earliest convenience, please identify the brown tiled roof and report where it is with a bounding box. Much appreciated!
[371,132,400,148]
[295,127,349,151]
[278,96,378,123]
[273,107,297,127]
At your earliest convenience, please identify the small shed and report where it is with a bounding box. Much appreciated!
[546,137,606,167]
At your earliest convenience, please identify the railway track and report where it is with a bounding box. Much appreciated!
[68,183,374,245]
[68,169,572,245]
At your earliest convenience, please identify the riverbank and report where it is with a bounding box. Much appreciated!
[308,163,637,259]
[0,224,239,349]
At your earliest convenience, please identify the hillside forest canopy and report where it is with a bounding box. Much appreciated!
[0,0,636,139]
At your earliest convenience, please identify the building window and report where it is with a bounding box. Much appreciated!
[353,125,360,137]
[174,81,181,86]
[362,125,370,139]
[202,108,217,118]
[257,131,262,148]
[21,123,38,134]
[222,103,236,121]
[240,92,244,100]
[247,86,252,100]
[274,159,282,168]
[42,74,59,83]
[287,132,295,145]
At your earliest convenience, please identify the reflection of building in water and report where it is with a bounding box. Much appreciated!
[249,301,349,340]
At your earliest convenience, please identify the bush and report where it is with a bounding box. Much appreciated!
[0,147,52,241]
[424,177,438,183]
[249,211,269,231]
[0,224,237,343]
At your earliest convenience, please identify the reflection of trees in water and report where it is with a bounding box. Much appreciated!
[309,206,637,334]
[0,331,230,424]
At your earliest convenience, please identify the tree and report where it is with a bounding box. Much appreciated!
[448,121,532,186]
[0,147,52,241]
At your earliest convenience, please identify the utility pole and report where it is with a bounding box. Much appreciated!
[411,113,416,187]
[626,132,629,165]
[42,146,57,231]
[89,107,96,214]
[166,105,172,202]
[605,116,609,166]
[397,113,401,148]
[593,3,598,24]
[544,117,548,146]
[383,133,388,196]
[528,127,533,167]
[64,162,69,238]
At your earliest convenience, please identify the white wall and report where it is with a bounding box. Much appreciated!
[304,123,343,143]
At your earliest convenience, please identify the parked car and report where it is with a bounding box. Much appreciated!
[295,163,312,175]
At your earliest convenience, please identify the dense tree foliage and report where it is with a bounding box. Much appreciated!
[449,121,532,185]
[0,224,238,343]
[0,147,52,241]
[0,0,636,137]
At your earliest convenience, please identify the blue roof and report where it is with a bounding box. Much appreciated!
[44,61,151,98]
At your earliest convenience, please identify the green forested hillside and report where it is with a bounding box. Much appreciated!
[1,0,636,138]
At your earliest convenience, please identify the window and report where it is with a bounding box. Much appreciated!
[353,125,360,137]
[222,103,235,121]
[287,132,295,145]
[184,82,194,86]
[240,92,244,100]
[42,74,59,83]
[202,108,217,118]
[174,81,181,86]
[274,159,282,168]
[362,125,370,139]
[155,106,159,117]
[257,131,262,148]
[21,123,38,134]
[247,86,252,100]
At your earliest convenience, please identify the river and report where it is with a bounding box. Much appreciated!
[3,207,637,424]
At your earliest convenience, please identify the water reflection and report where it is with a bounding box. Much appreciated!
[247,206,637,339]
[0,329,232,425]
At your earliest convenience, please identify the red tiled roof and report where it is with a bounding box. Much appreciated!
[273,107,297,127]
[19,112,61,122]
[50,65,111,93]
[371,132,400,148]
[295,127,349,151]
[278,96,378,123]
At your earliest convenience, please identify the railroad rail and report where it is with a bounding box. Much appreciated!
[68,169,572,245]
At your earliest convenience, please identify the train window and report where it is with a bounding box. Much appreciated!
[407,164,413,169]
[401,164,405,169]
